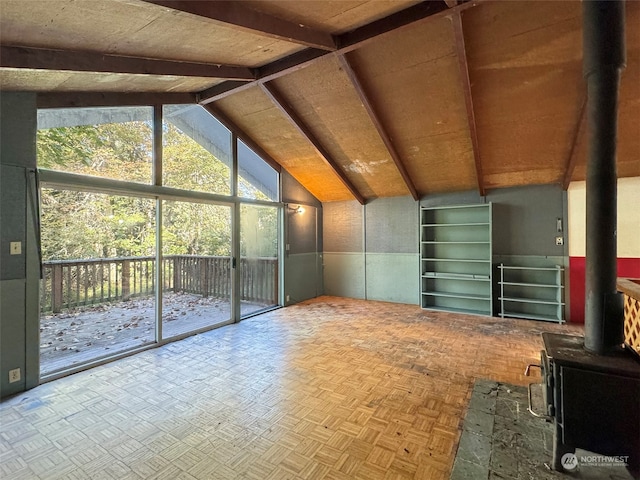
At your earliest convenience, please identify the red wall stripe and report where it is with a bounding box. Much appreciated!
[569,257,640,323]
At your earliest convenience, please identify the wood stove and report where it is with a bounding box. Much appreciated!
[527,333,640,473]
[523,1,640,475]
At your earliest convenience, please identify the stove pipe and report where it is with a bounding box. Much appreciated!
[583,0,626,354]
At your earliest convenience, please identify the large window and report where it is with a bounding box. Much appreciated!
[238,140,278,201]
[163,105,232,195]
[37,104,280,378]
[37,107,153,183]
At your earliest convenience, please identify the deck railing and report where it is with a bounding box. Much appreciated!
[41,255,278,313]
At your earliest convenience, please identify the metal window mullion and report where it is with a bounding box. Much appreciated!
[231,133,241,323]
[154,105,164,343]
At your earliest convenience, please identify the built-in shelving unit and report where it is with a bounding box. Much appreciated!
[420,203,492,316]
[498,264,564,323]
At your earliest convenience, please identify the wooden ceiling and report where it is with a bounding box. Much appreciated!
[1,0,638,203]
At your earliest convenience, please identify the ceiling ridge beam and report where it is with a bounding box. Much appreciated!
[143,0,336,51]
[198,0,484,105]
[0,45,255,80]
[37,92,197,108]
[260,82,366,205]
[203,104,282,174]
[451,11,485,196]
[337,54,420,201]
[562,94,588,190]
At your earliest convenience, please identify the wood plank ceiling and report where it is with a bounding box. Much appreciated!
[1,0,638,203]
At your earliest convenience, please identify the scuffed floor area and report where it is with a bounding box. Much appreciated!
[3,296,580,479]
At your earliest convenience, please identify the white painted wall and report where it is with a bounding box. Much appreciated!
[568,177,640,257]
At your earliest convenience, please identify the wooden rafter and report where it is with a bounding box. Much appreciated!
[451,11,485,196]
[37,92,197,108]
[260,82,366,204]
[143,0,335,51]
[0,46,255,80]
[199,49,327,105]
[198,1,482,105]
[337,1,449,52]
[203,104,282,174]
[562,95,588,190]
[337,54,419,201]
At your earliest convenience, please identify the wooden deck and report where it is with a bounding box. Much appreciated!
[3,296,582,479]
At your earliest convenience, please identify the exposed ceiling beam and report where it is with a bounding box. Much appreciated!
[336,1,449,52]
[452,11,485,196]
[143,0,336,51]
[337,54,419,201]
[445,0,459,7]
[199,49,327,105]
[37,92,197,108]
[562,95,588,190]
[198,0,482,105]
[0,45,255,80]
[260,82,366,204]
[203,104,282,174]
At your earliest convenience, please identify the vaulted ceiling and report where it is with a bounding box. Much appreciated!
[1,0,638,203]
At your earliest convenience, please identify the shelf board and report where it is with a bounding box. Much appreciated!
[421,241,490,245]
[421,204,490,211]
[500,281,563,289]
[500,312,564,323]
[499,296,564,306]
[421,222,490,227]
[423,291,491,301]
[422,305,491,316]
[422,272,490,281]
[422,258,490,263]
[498,266,563,271]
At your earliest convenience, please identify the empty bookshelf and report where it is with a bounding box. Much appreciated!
[498,264,564,323]
[420,203,492,316]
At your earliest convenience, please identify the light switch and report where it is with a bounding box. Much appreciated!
[10,241,22,255]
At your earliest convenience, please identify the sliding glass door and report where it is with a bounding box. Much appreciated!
[161,201,232,339]
[240,204,279,317]
[37,104,281,378]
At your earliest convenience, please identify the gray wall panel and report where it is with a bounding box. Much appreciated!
[323,253,365,299]
[282,170,323,303]
[365,253,419,304]
[1,92,37,169]
[489,185,567,257]
[365,197,418,254]
[1,92,37,398]
[421,190,484,207]
[0,280,27,395]
[284,253,321,304]
[287,206,317,255]
[1,166,27,280]
[323,201,363,253]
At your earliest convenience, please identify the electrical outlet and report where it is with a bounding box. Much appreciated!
[9,368,21,383]
[286,295,290,302]
[555,236,564,246]
[10,241,22,255]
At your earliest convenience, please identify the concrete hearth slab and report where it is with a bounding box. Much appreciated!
[451,380,637,480]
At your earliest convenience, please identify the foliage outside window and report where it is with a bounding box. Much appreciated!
[37,107,153,183]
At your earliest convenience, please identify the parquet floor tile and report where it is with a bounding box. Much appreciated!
[0,296,581,479]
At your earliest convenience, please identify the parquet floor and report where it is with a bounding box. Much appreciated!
[0,296,581,480]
